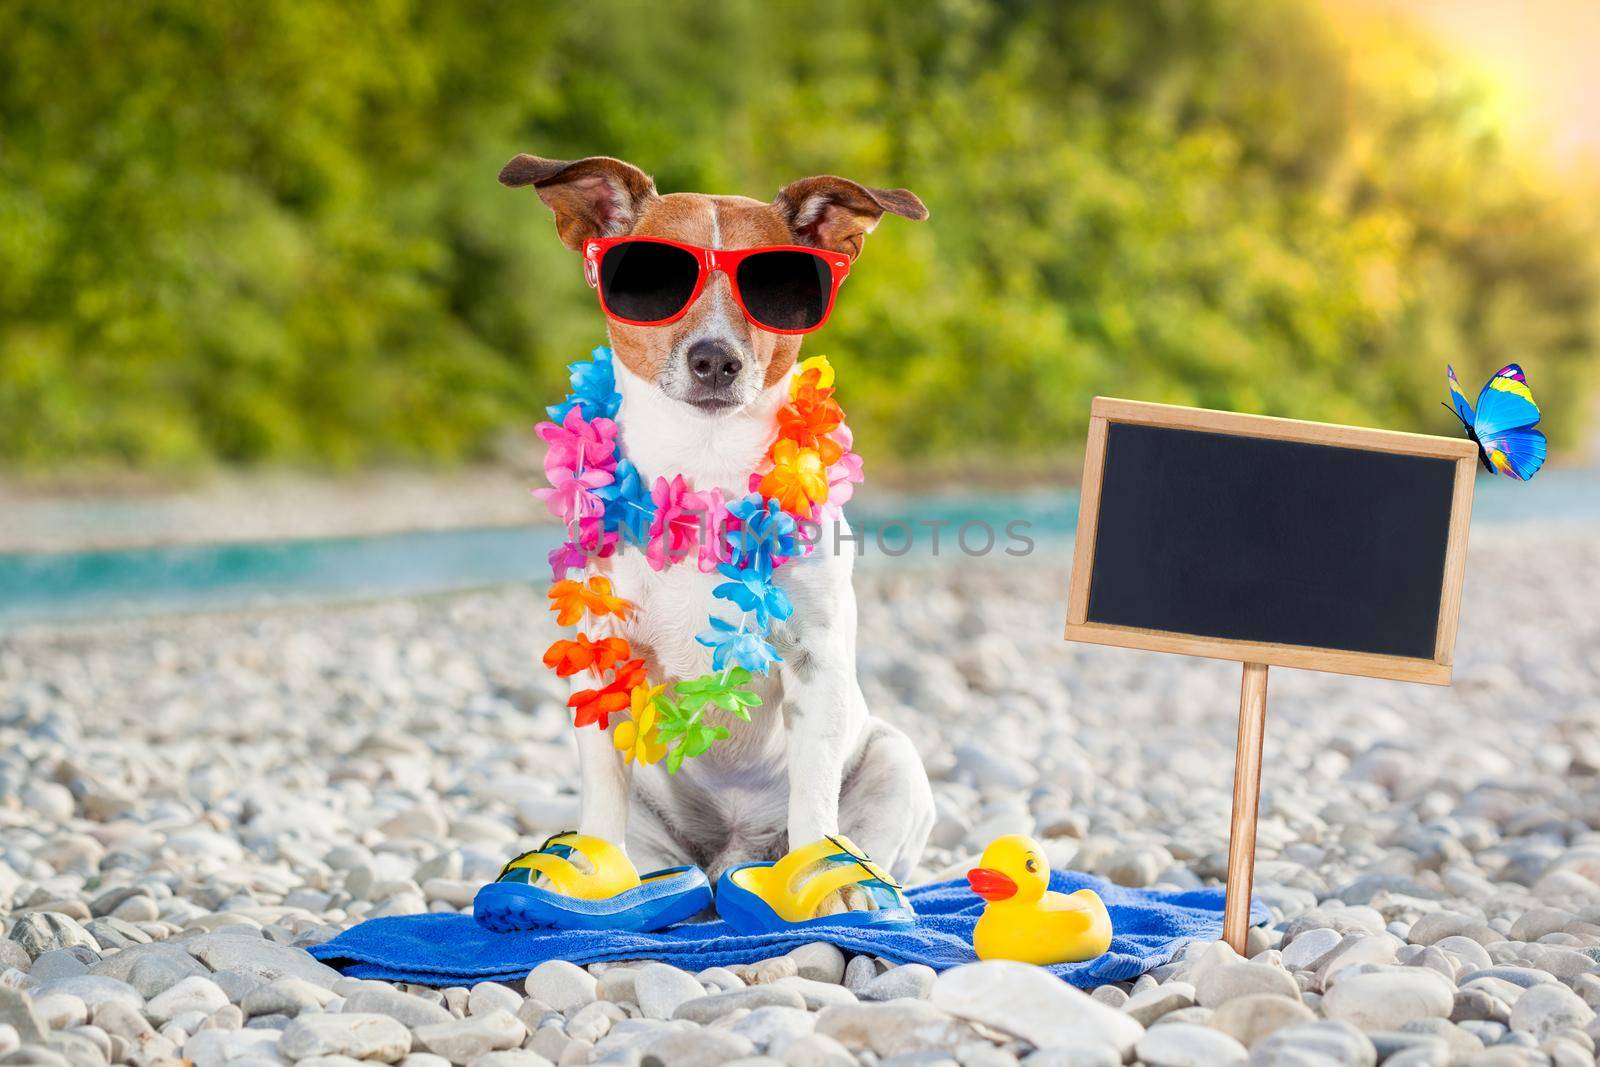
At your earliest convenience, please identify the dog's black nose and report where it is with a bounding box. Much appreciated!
[687,340,742,388]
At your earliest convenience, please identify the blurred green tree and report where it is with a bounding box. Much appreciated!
[0,0,1594,473]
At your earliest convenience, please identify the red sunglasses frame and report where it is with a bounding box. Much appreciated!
[582,236,851,336]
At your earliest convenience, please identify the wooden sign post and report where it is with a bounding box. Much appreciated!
[1065,399,1478,953]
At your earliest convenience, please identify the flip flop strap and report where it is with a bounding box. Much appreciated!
[499,832,642,900]
[763,835,906,922]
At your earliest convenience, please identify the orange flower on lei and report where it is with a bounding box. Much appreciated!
[547,575,633,626]
[759,438,830,517]
[542,634,633,678]
[777,389,844,460]
[568,658,647,729]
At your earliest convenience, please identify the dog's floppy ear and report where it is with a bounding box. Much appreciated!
[774,176,928,260]
[499,154,658,251]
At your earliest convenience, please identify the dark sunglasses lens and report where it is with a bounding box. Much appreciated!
[735,250,832,331]
[599,242,700,323]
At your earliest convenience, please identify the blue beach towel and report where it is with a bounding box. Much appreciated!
[311,871,1267,988]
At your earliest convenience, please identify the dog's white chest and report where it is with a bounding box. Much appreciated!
[609,551,724,682]
[602,362,793,681]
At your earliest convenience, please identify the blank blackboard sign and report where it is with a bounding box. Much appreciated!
[1066,399,1478,685]
[1064,398,1478,954]
[1089,423,1456,660]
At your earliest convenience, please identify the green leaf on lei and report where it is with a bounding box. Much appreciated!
[671,722,729,774]
[652,670,764,773]
[674,668,762,721]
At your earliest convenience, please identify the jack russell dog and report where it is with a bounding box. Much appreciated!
[500,152,935,917]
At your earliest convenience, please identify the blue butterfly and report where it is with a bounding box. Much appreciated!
[1445,363,1547,481]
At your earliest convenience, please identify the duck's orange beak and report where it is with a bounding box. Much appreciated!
[967,867,1016,901]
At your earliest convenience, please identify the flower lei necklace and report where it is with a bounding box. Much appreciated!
[535,347,862,772]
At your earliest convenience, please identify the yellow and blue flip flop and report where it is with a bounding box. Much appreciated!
[715,835,915,933]
[474,832,712,933]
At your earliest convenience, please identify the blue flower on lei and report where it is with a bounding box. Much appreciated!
[594,456,656,545]
[696,617,782,674]
[546,347,621,422]
[712,558,793,628]
[724,494,799,570]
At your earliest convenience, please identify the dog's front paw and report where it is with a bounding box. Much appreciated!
[811,882,877,917]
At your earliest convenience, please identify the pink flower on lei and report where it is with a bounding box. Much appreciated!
[537,408,619,481]
[697,492,734,570]
[576,515,619,556]
[533,408,620,527]
[532,466,612,527]
[548,526,620,581]
[824,423,864,509]
[646,476,728,572]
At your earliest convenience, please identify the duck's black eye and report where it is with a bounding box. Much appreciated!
[1025,858,1039,873]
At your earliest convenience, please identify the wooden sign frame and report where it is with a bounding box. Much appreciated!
[1064,397,1478,950]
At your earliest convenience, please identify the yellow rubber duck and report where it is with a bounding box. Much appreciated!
[966,834,1113,964]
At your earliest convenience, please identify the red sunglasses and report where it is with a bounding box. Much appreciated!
[583,237,851,335]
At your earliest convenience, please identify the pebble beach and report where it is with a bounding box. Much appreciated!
[3,522,1599,1067]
